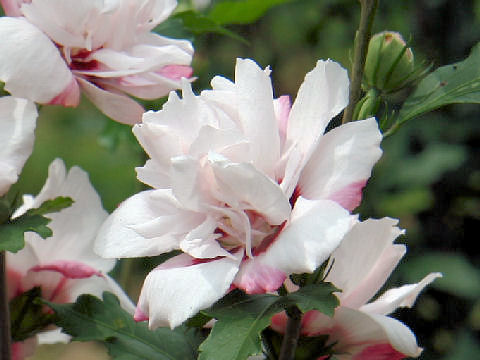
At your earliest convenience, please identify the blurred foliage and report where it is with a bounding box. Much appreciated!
[6,0,476,359]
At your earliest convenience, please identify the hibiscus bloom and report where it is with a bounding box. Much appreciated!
[271,218,442,360]
[0,0,193,124]
[0,96,37,196]
[7,159,135,359]
[95,58,383,329]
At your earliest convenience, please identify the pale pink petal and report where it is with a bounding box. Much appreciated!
[328,180,367,211]
[273,95,291,147]
[30,260,103,279]
[136,159,172,189]
[234,58,280,176]
[101,72,190,100]
[48,77,80,107]
[136,251,242,329]
[352,344,407,360]
[180,217,232,259]
[95,190,203,258]
[20,0,119,49]
[133,121,183,187]
[253,198,356,275]
[189,125,248,162]
[303,307,422,358]
[85,42,192,77]
[326,218,406,308]
[138,81,217,146]
[11,337,37,360]
[77,77,144,124]
[233,258,286,294]
[299,118,382,209]
[360,272,442,315]
[286,60,349,158]
[1,0,23,16]
[21,159,115,274]
[158,65,193,80]
[209,156,291,225]
[170,155,212,211]
[0,17,74,103]
[0,96,37,196]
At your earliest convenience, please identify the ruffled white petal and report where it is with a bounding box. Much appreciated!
[286,60,349,159]
[20,0,119,49]
[326,218,406,309]
[360,272,442,315]
[255,198,356,275]
[0,96,37,196]
[77,78,144,124]
[299,118,382,209]
[0,17,75,103]
[209,156,291,225]
[180,217,232,259]
[137,251,242,329]
[17,159,115,274]
[331,307,422,358]
[95,190,203,258]
[234,58,280,176]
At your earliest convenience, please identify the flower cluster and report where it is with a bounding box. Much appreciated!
[271,218,441,359]
[0,0,193,123]
[0,2,441,358]
[7,159,134,358]
[95,58,384,329]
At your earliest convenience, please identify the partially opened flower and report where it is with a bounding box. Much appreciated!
[7,159,134,359]
[0,96,37,196]
[0,0,193,124]
[271,218,442,359]
[95,58,383,329]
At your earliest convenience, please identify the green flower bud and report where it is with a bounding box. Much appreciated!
[364,31,414,92]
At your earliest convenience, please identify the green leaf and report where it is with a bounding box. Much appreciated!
[199,284,339,360]
[285,283,339,316]
[199,290,281,360]
[47,292,202,360]
[0,195,12,224]
[26,196,74,216]
[388,42,480,135]
[0,214,52,252]
[209,0,294,25]
[400,253,480,300]
[10,287,55,342]
[0,196,74,252]
[174,11,247,43]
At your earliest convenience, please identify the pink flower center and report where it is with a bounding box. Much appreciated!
[215,209,284,259]
[67,48,99,71]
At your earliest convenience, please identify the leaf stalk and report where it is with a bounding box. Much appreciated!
[278,305,302,360]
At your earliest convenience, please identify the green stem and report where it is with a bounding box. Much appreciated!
[342,0,379,124]
[278,305,302,360]
[1,251,12,360]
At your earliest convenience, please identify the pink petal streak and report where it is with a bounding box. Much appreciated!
[30,260,103,279]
